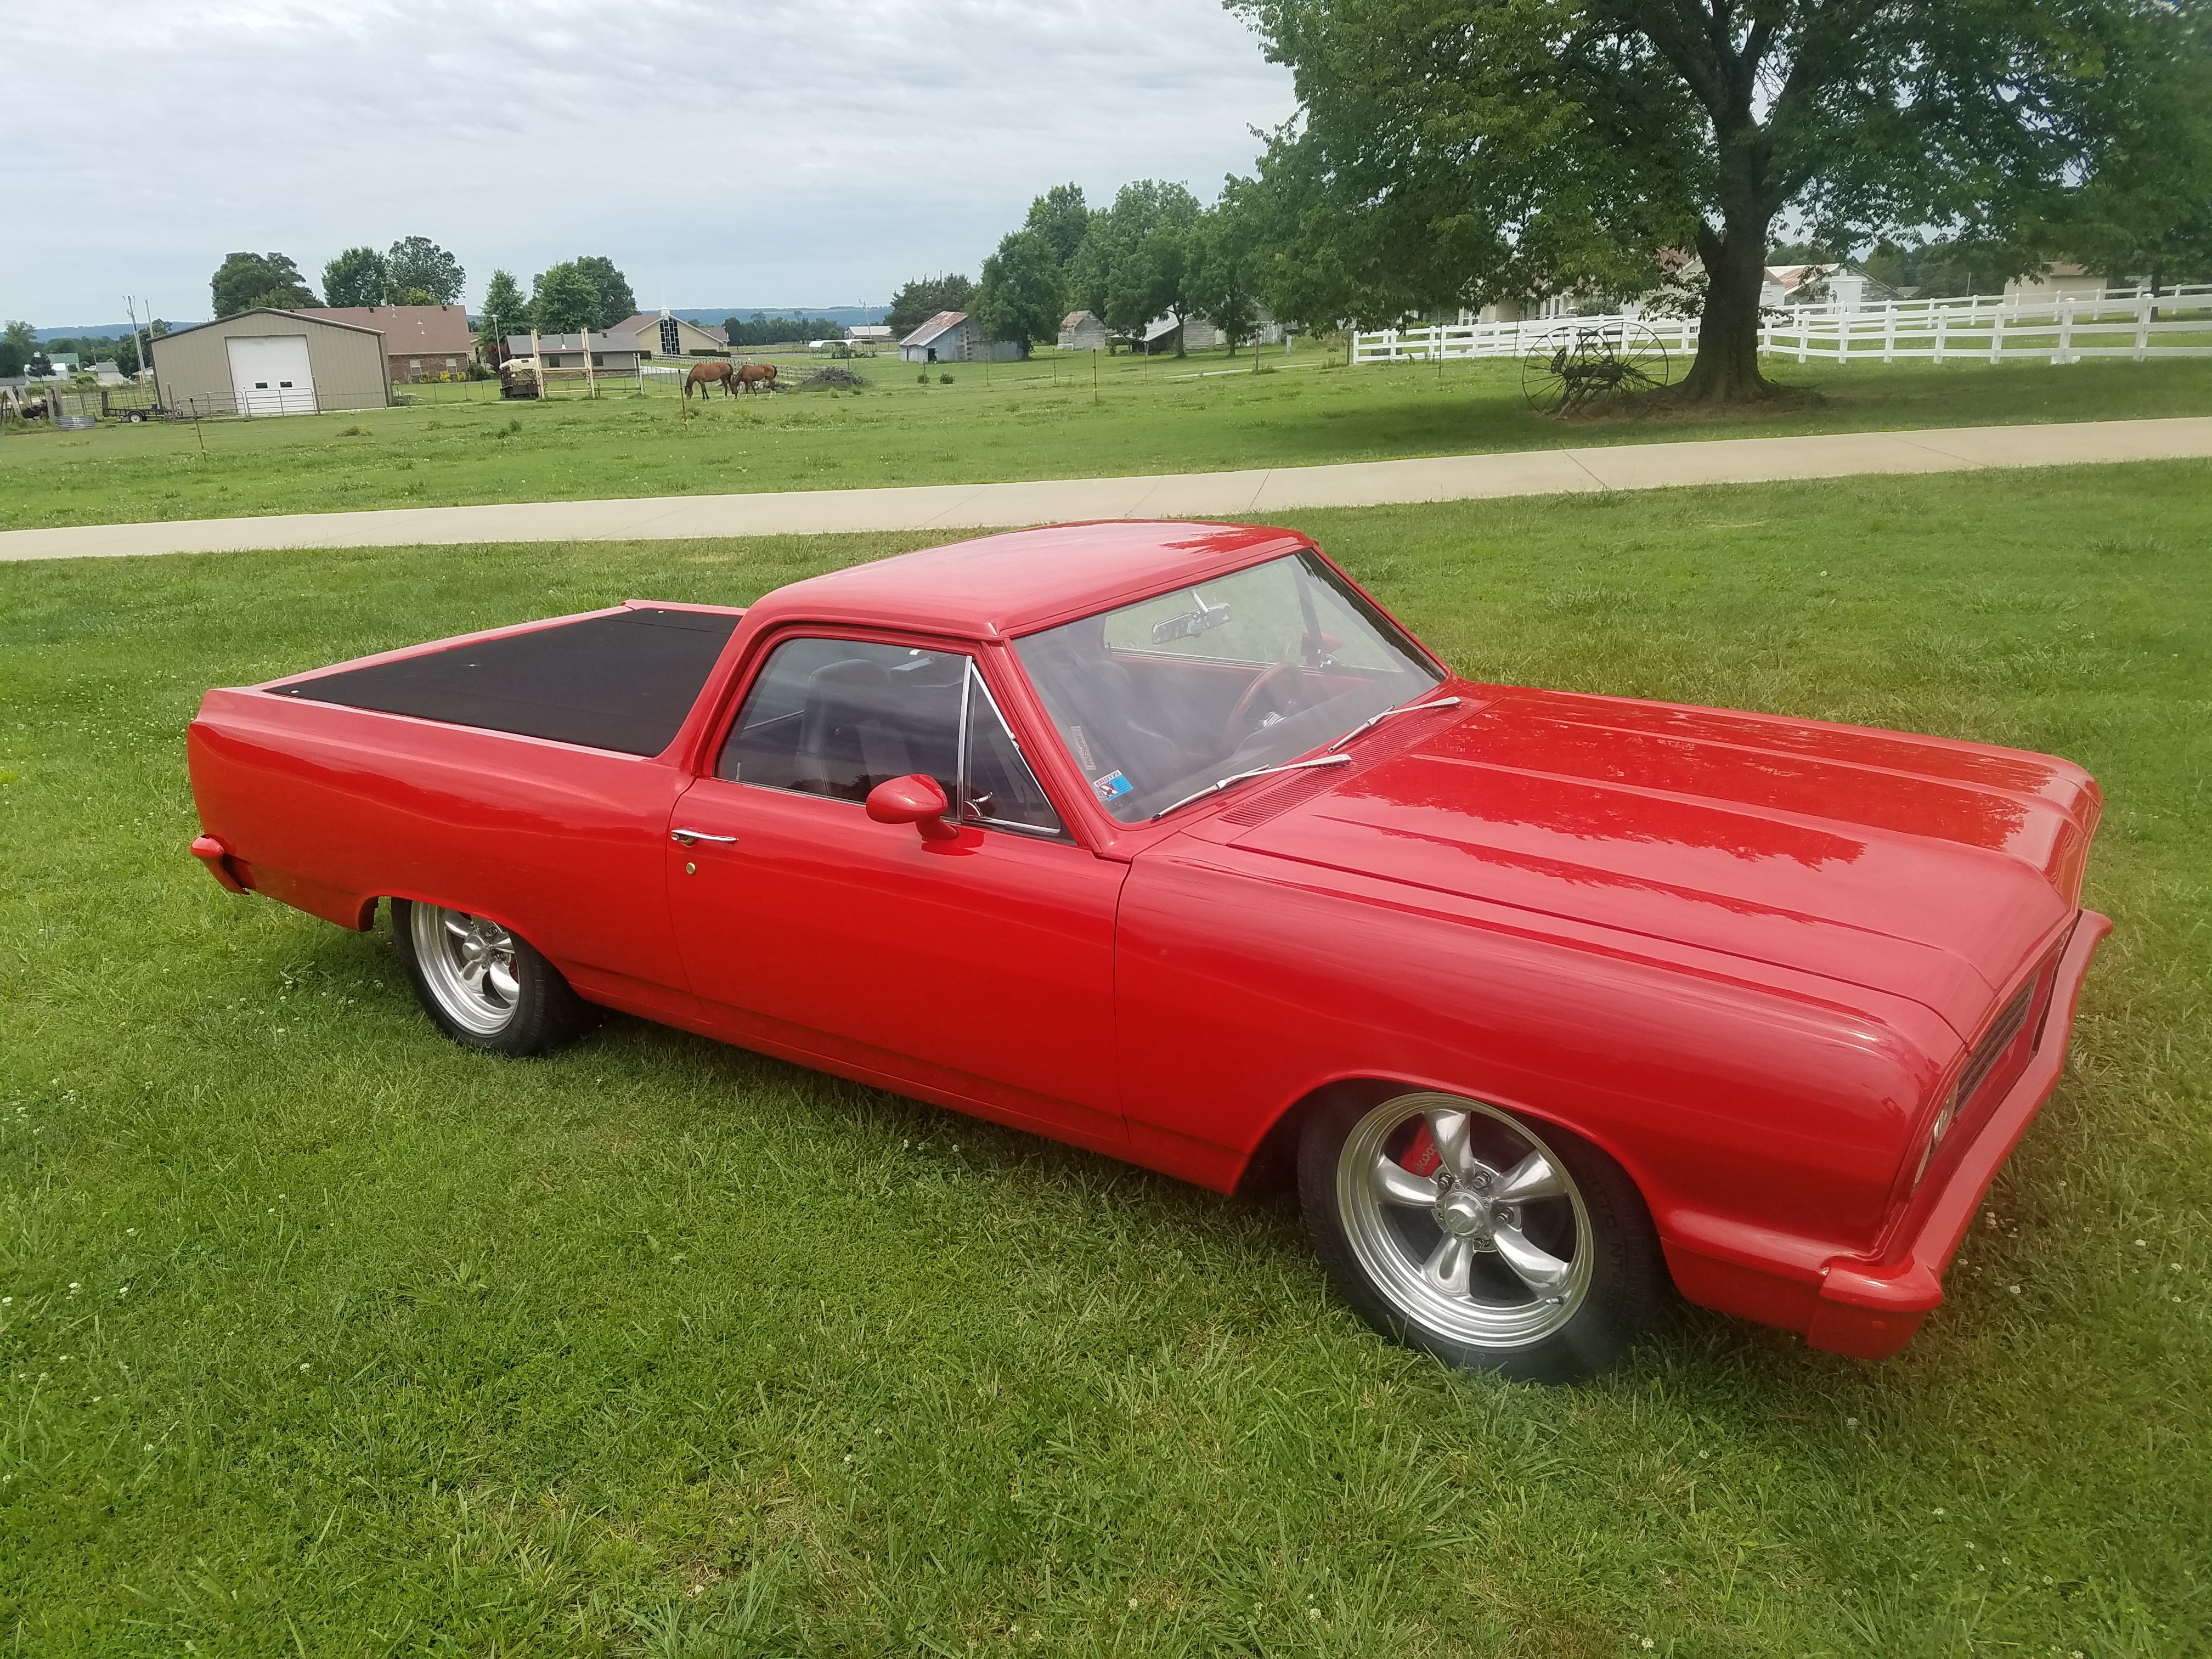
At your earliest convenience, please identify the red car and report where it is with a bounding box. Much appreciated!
[186,522,2107,1381]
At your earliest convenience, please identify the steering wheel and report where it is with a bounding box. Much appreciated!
[1220,661,1314,752]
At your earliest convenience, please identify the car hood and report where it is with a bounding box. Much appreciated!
[1223,686,2101,1037]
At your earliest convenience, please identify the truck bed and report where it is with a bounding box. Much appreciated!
[268,606,742,756]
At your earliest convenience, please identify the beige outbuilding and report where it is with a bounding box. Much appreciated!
[149,308,392,417]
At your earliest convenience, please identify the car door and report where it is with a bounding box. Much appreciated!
[665,633,1127,1152]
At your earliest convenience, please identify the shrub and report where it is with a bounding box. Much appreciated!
[917,371,929,384]
[801,366,867,391]
[938,372,953,384]
[337,425,369,437]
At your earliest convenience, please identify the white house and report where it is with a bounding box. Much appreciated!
[2003,263,2118,304]
[898,311,1021,364]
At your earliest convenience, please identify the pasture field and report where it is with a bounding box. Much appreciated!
[3,464,2209,1655]
[3,345,2211,531]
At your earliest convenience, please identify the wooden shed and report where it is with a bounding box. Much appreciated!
[149,308,391,416]
[1057,311,1109,351]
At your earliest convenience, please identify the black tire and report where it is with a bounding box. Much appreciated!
[1298,1088,1665,1383]
[390,897,589,1057]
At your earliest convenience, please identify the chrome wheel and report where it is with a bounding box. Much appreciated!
[408,903,522,1037]
[1337,1092,1594,1349]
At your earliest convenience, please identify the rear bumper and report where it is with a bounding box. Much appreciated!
[1805,909,2112,1358]
[189,833,248,894]
[1660,910,2109,1360]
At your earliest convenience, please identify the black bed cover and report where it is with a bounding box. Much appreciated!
[270,607,742,757]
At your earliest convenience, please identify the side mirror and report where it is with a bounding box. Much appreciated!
[866,775,961,841]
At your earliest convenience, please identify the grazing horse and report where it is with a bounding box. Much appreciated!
[735,362,778,394]
[683,360,737,400]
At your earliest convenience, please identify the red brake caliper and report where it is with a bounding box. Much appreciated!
[1399,1119,1442,1177]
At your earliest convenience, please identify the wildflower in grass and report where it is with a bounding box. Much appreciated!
[67,1283,80,1296]
[2009,1285,2022,1295]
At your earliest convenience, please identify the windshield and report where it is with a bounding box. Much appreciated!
[1013,551,1446,822]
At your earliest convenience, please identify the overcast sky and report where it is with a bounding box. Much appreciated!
[3,0,1297,328]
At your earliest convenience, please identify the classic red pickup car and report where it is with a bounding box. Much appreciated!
[187,521,2107,1381]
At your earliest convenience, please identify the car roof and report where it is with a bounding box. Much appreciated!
[738,520,1314,641]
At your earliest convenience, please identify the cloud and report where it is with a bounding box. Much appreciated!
[1,0,1295,324]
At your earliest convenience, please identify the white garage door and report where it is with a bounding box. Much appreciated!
[225,335,317,415]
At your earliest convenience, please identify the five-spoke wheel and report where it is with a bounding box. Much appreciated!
[391,898,589,1056]
[1300,1090,1664,1380]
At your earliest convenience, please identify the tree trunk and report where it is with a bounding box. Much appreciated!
[1677,213,1776,402]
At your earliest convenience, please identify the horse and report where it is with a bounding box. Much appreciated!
[735,362,777,394]
[683,360,738,400]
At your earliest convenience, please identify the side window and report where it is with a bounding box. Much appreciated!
[961,664,1065,838]
[716,641,1068,840]
[719,637,964,803]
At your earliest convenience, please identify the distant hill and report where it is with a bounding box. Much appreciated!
[673,306,889,327]
[35,323,168,341]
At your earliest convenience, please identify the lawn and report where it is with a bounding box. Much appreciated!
[2,462,2208,1655]
[3,346,2210,532]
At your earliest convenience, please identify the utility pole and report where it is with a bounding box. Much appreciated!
[125,296,153,392]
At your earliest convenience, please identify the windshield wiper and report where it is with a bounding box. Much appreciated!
[1150,753,1353,821]
[1327,695,1462,752]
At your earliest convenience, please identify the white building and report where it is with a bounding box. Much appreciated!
[898,311,1022,364]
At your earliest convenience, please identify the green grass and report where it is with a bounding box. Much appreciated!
[3,347,2210,531]
[2,463,2208,1655]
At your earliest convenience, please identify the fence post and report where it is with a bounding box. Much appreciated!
[1882,302,1895,364]
[2056,298,2073,365]
[1988,309,2004,365]
[1933,307,1946,364]
[2134,292,2151,362]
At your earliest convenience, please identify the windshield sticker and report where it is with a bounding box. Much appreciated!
[1068,723,1097,773]
[1092,770,1133,803]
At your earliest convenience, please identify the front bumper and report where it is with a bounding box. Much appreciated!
[1802,909,2112,1359]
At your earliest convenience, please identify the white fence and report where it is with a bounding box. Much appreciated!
[1352,286,2212,367]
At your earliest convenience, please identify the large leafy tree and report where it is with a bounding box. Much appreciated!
[386,236,466,306]
[973,229,1065,354]
[210,252,318,316]
[1069,180,1203,346]
[886,274,977,336]
[1024,183,1092,266]
[477,270,528,346]
[322,246,389,307]
[567,256,635,328]
[1231,0,2212,401]
[528,263,603,334]
[1186,184,1268,353]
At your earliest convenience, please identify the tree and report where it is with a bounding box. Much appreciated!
[211,251,317,316]
[885,274,976,337]
[478,270,528,347]
[1,319,33,375]
[1186,185,1266,354]
[972,230,1066,356]
[1070,180,1201,348]
[323,246,389,307]
[1024,184,1092,267]
[529,263,603,334]
[386,236,466,305]
[1232,0,2212,402]
[567,256,635,328]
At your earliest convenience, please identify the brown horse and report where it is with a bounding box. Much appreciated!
[735,362,778,394]
[683,360,737,400]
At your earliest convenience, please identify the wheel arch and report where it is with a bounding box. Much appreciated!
[1231,1069,1668,1224]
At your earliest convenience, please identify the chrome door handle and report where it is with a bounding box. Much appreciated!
[670,827,737,846]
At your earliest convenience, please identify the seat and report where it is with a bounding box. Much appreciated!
[792,659,917,800]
